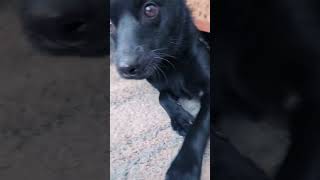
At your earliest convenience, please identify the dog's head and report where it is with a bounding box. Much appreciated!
[20,0,107,56]
[110,0,192,79]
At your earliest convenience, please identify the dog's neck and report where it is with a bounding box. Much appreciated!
[146,6,207,90]
[170,5,200,59]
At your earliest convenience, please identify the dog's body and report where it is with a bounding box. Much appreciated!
[215,0,320,179]
[110,0,210,179]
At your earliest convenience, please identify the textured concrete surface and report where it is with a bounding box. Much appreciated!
[0,3,107,180]
[110,65,210,180]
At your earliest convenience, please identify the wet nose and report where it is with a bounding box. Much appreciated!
[118,63,140,76]
[116,46,145,77]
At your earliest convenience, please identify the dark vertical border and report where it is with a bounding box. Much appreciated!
[106,0,111,179]
[210,0,215,177]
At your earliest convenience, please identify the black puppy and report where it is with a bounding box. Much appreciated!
[215,0,320,179]
[110,0,210,179]
[20,0,107,56]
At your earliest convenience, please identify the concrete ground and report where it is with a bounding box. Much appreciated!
[0,3,107,180]
[110,65,210,180]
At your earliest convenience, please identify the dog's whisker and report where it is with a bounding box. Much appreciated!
[154,56,176,70]
[152,64,161,80]
[153,64,160,80]
[154,64,168,83]
[153,51,176,59]
[151,48,177,60]
[156,53,176,59]
[149,62,160,80]
[153,51,177,70]
[169,41,179,46]
[152,48,168,53]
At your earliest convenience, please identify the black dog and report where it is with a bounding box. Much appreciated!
[20,0,107,56]
[110,0,210,179]
[215,0,320,179]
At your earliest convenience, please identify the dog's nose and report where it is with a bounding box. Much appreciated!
[118,63,139,76]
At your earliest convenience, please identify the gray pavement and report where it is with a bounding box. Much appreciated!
[110,65,210,180]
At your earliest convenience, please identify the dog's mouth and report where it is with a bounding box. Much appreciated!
[116,53,167,80]
[117,62,159,80]
[114,48,176,80]
[118,68,148,79]
[120,73,149,80]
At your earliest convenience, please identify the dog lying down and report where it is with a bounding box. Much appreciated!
[110,0,210,179]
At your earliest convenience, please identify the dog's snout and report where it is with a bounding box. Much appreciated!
[114,44,148,78]
[118,62,139,76]
[135,46,144,53]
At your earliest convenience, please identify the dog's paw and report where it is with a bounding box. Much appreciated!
[165,163,200,180]
[171,112,194,136]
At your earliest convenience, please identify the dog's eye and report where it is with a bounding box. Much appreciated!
[110,20,116,34]
[143,3,159,18]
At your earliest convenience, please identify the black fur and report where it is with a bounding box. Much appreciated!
[110,0,210,179]
[215,0,320,179]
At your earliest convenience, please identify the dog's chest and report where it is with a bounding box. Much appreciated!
[173,74,203,117]
[178,94,202,117]
[149,73,203,117]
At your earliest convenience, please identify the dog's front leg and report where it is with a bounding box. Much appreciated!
[165,93,210,180]
[159,91,194,136]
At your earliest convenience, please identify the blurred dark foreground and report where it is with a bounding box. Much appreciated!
[0,2,108,180]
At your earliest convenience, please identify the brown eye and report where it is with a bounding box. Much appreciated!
[144,3,159,18]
